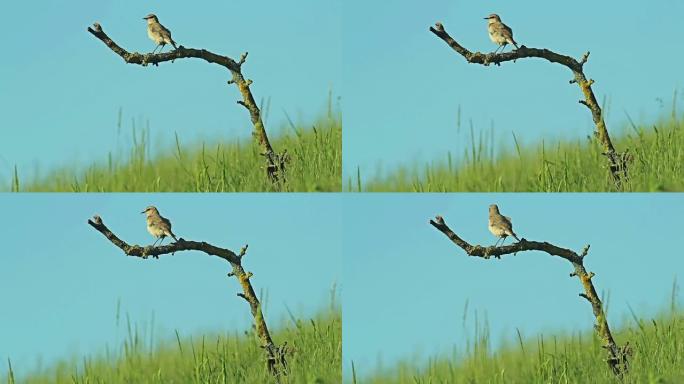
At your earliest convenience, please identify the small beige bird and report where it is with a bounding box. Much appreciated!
[484,14,519,54]
[141,206,178,246]
[143,14,178,54]
[488,204,520,247]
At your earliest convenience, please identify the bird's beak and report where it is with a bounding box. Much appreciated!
[483,17,489,20]
[140,210,146,214]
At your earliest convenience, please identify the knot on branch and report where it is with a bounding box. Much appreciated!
[434,22,445,32]
[91,23,102,33]
[237,293,249,302]
[91,215,103,225]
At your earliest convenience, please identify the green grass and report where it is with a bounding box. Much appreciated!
[12,305,341,383]
[13,111,341,192]
[354,113,684,192]
[358,298,684,383]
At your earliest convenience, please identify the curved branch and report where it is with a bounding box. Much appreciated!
[87,22,287,183]
[429,22,630,187]
[429,215,583,263]
[429,214,630,376]
[87,215,287,380]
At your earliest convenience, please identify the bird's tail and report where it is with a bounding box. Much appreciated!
[511,39,519,49]
[512,232,520,241]
[168,231,178,242]
[171,39,178,50]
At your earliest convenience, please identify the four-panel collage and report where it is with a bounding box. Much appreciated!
[1,1,683,383]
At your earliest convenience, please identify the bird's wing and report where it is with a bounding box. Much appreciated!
[502,23,514,38]
[502,23,518,45]
[161,216,172,230]
[160,24,173,39]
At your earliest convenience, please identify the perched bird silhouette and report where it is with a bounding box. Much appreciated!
[143,14,178,54]
[141,206,178,246]
[484,14,519,54]
[488,204,520,247]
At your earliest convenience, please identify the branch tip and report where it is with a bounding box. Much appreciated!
[579,245,590,258]
[238,244,249,258]
[580,51,591,64]
[238,52,249,65]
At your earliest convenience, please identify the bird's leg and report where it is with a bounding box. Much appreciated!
[493,237,502,247]
[158,43,166,54]
[500,236,507,246]
[152,44,161,54]
[493,45,502,55]
[152,237,160,247]
[159,236,166,246]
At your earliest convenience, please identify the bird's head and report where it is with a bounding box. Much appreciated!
[143,14,158,22]
[484,14,501,22]
[489,204,500,214]
[141,206,159,216]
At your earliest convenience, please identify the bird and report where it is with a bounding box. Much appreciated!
[488,204,520,247]
[484,14,519,54]
[141,206,178,246]
[143,14,178,54]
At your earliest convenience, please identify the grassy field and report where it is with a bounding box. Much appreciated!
[356,300,684,383]
[10,305,341,383]
[12,111,341,192]
[353,113,683,192]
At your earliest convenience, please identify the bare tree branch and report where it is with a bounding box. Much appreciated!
[429,214,630,376]
[429,22,631,188]
[87,22,288,184]
[87,214,288,380]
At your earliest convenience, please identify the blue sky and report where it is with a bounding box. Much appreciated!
[0,1,341,183]
[343,194,684,378]
[0,194,340,378]
[342,0,684,180]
